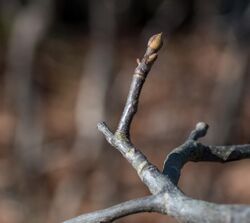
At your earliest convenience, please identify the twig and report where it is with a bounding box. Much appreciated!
[116,33,163,139]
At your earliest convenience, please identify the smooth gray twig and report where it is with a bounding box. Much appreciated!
[163,122,250,185]
[116,33,163,139]
[63,195,162,223]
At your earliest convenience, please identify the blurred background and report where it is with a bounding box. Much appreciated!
[0,0,250,222]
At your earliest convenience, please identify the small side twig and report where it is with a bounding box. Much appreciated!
[163,122,250,185]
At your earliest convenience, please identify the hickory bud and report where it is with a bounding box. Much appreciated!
[147,33,163,52]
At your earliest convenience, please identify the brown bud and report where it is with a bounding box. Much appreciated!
[147,33,163,51]
[147,53,158,64]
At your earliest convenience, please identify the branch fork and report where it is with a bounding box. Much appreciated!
[64,33,250,223]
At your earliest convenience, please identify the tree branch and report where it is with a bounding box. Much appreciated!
[63,195,162,223]
[163,122,250,185]
[64,33,250,223]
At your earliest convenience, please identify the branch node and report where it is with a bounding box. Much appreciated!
[114,130,129,142]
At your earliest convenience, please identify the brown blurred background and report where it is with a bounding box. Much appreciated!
[0,0,250,222]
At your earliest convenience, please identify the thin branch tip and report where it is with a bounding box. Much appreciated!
[195,122,209,132]
[97,121,107,128]
[189,122,209,140]
[116,33,164,137]
[97,121,106,132]
[97,122,113,135]
[97,122,114,145]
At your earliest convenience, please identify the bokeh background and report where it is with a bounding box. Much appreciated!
[0,0,250,222]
